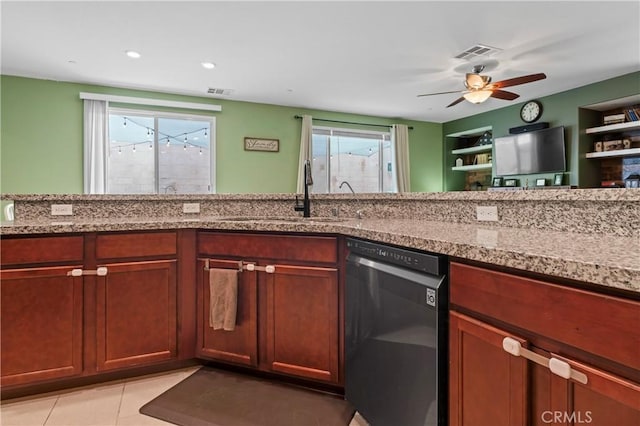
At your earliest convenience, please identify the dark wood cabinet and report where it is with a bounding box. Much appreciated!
[93,232,179,371]
[0,236,85,387]
[449,311,527,426]
[1,266,84,386]
[197,232,341,385]
[95,260,177,371]
[265,264,339,383]
[0,231,183,392]
[450,262,640,426]
[196,259,258,367]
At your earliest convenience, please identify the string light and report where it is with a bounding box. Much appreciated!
[111,116,211,155]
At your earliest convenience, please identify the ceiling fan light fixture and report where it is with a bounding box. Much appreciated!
[463,90,492,104]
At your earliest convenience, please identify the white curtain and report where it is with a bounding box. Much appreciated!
[83,99,108,194]
[296,115,313,193]
[393,124,410,192]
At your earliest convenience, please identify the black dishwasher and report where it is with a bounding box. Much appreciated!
[345,238,448,426]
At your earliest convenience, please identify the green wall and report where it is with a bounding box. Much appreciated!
[442,72,640,189]
[0,75,443,195]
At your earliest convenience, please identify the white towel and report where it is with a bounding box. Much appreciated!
[209,268,238,331]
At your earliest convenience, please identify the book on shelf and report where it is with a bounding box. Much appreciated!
[625,107,640,121]
[603,112,626,124]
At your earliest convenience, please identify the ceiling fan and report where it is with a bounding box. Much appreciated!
[417,65,546,107]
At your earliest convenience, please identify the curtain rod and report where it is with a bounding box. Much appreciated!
[294,115,413,130]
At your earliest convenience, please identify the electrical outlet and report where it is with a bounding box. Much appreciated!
[51,204,73,216]
[476,206,498,221]
[182,203,200,214]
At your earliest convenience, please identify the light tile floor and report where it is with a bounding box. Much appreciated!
[1,367,364,426]
[0,366,199,426]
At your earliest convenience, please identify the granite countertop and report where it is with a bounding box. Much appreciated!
[2,215,638,293]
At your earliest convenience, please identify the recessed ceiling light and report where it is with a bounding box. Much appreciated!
[126,50,141,59]
[201,62,216,69]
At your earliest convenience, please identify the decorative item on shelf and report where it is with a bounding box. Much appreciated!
[594,141,603,152]
[535,178,546,187]
[603,140,623,151]
[475,153,490,164]
[244,137,279,152]
[455,157,464,167]
[474,130,493,146]
[624,173,640,188]
[504,178,518,187]
[623,139,632,149]
[553,173,564,186]
[492,177,503,187]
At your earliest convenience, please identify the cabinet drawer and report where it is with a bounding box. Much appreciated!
[198,233,337,264]
[0,236,83,266]
[96,232,177,260]
[450,262,640,371]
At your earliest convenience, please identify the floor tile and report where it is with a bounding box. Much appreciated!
[116,413,175,426]
[44,382,124,426]
[0,394,58,426]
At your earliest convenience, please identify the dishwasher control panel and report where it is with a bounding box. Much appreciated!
[346,238,445,275]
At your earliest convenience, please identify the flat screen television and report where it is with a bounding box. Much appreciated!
[494,126,566,176]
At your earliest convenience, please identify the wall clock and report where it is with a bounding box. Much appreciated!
[520,100,543,123]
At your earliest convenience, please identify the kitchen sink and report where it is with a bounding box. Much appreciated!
[219,216,346,223]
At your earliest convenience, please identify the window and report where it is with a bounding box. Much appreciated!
[311,127,396,193]
[108,109,215,194]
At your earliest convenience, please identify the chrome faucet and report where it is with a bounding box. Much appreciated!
[294,160,313,217]
[339,181,355,194]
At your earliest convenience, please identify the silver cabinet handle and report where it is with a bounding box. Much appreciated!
[502,337,587,384]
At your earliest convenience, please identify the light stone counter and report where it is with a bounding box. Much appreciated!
[2,189,639,292]
[2,215,638,293]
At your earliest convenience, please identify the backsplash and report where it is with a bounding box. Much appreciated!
[4,189,639,237]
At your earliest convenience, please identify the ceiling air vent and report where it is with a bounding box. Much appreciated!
[454,44,502,60]
[207,88,234,96]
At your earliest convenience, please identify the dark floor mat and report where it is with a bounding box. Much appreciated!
[139,367,355,426]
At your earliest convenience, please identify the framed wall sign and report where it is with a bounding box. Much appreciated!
[244,137,279,152]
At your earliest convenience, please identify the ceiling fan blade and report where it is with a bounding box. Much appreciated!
[446,97,466,108]
[492,73,546,89]
[417,90,462,97]
[490,90,520,101]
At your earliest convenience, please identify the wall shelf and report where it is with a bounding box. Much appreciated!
[585,148,640,159]
[585,121,640,135]
[451,163,492,172]
[451,144,493,155]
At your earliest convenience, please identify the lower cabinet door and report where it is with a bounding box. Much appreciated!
[265,264,339,384]
[196,259,258,367]
[95,260,177,371]
[546,355,640,426]
[0,266,84,386]
[449,311,528,426]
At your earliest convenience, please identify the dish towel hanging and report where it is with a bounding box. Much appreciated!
[209,268,239,331]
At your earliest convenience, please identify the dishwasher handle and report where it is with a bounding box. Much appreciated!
[347,253,445,290]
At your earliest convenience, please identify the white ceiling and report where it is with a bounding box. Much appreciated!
[2,1,639,123]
